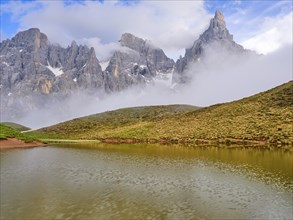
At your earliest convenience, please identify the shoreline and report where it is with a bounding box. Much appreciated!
[1,137,291,150]
[41,137,292,148]
[0,138,46,150]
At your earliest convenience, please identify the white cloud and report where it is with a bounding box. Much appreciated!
[180,44,292,106]
[3,0,210,60]
[0,0,42,19]
[15,44,292,128]
[242,12,293,54]
[78,38,120,61]
[3,0,292,58]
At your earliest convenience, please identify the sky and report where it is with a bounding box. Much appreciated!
[0,0,292,60]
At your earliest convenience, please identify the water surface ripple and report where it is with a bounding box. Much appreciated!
[1,144,292,219]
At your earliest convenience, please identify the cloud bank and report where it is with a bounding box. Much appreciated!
[16,44,292,129]
[1,0,210,60]
[1,0,292,59]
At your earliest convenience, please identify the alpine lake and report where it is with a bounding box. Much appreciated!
[1,143,292,219]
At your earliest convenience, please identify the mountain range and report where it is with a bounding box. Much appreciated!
[0,11,251,121]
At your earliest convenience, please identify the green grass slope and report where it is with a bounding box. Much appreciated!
[0,122,30,131]
[30,81,293,145]
[0,124,37,143]
[29,105,199,140]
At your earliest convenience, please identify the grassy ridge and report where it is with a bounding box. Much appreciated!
[0,122,30,131]
[30,82,293,145]
[0,124,37,143]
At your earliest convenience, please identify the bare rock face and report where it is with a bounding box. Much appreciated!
[0,29,175,121]
[0,28,104,120]
[173,10,249,83]
[104,33,175,91]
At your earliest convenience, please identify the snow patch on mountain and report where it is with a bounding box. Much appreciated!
[100,61,109,71]
[46,62,64,77]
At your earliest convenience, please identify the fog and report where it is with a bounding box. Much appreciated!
[16,44,292,129]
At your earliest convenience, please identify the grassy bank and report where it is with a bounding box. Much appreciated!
[0,122,30,131]
[30,81,293,146]
[0,124,38,143]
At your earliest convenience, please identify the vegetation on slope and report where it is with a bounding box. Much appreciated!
[29,105,199,140]
[30,82,293,145]
[0,122,30,131]
[0,124,37,143]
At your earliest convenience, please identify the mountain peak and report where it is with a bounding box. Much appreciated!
[198,10,232,42]
[214,10,225,22]
[12,28,48,48]
[71,40,77,47]
[209,10,227,30]
[119,33,145,52]
[174,10,246,79]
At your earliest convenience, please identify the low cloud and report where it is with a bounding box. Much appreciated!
[180,44,292,106]
[14,44,292,129]
[78,38,120,61]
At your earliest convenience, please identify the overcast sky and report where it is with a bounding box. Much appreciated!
[1,0,292,60]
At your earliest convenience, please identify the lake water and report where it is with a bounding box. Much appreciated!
[1,143,292,219]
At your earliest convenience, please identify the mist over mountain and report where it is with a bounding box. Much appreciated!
[173,10,253,84]
[0,11,291,128]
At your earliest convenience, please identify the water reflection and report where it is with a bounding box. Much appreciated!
[1,144,292,219]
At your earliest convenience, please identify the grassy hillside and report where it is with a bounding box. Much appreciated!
[29,105,199,140]
[0,122,30,131]
[0,124,37,143]
[30,82,293,145]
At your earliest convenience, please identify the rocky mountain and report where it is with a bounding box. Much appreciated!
[173,10,250,83]
[104,33,174,92]
[0,28,104,96]
[0,29,173,120]
[0,28,107,119]
[0,10,253,122]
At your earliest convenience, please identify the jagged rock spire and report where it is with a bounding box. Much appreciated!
[202,10,233,42]
[174,10,247,82]
[214,10,225,23]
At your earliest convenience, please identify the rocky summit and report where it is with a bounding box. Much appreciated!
[173,10,250,83]
[0,11,251,122]
[104,33,174,92]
